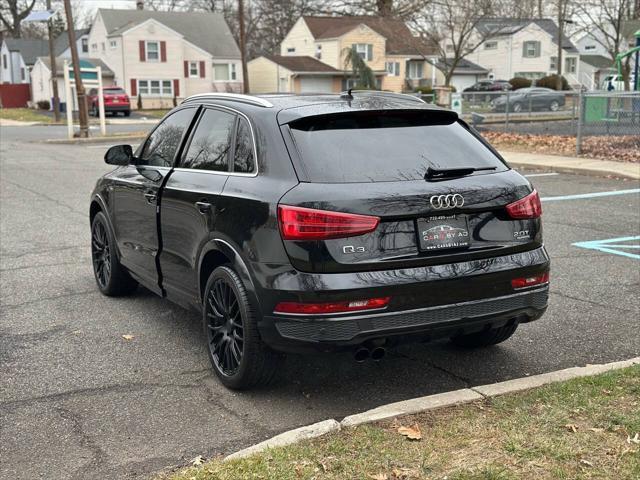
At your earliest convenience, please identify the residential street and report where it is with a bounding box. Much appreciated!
[1,126,639,479]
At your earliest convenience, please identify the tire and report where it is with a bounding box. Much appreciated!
[91,211,138,296]
[450,322,518,348]
[511,102,522,113]
[549,100,560,112]
[124,110,131,117]
[91,103,98,117]
[203,266,280,389]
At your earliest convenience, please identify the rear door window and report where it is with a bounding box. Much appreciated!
[181,108,235,172]
[289,110,506,183]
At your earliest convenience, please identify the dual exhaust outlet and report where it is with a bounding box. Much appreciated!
[354,345,386,362]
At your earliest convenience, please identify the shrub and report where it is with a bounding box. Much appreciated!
[509,77,532,90]
[137,93,142,110]
[414,86,434,95]
[536,74,570,90]
[36,100,50,110]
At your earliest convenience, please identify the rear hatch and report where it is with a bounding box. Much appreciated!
[278,109,542,274]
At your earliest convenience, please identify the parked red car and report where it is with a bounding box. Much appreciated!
[88,87,131,117]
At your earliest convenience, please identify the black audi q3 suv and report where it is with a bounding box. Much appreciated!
[90,91,549,389]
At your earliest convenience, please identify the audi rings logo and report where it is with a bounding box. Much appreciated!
[430,194,465,210]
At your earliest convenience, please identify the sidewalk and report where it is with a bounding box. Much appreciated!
[502,150,640,180]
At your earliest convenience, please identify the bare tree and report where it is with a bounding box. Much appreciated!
[320,0,423,18]
[410,0,496,86]
[0,0,38,37]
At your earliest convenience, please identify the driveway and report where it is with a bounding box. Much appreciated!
[1,128,639,479]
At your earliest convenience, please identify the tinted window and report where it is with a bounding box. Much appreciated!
[139,108,194,167]
[290,111,506,183]
[181,109,235,171]
[233,117,255,173]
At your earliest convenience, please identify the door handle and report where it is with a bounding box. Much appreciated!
[144,192,157,204]
[195,201,212,213]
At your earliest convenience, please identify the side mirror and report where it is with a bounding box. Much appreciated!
[104,144,133,166]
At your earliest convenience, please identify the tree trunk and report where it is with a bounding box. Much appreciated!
[556,0,564,90]
[47,0,60,122]
[63,0,89,138]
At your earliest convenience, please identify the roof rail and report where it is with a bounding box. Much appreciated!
[339,90,426,104]
[182,92,273,108]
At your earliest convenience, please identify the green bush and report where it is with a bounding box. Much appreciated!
[509,77,532,90]
[536,74,570,90]
[36,100,50,110]
[414,86,434,95]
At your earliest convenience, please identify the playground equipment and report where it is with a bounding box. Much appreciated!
[614,28,640,91]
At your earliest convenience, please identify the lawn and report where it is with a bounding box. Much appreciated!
[137,109,170,118]
[0,108,53,123]
[163,365,639,480]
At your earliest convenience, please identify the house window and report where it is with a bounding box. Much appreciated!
[138,79,173,96]
[550,56,557,70]
[385,61,400,76]
[2,54,6,69]
[315,45,322,60]
[565,57,577,74]
[523,41,540,58]
[146,41,159,61]
[189,61,199,77]
[21,68,25,81]
[101,42,105,52]
[354,43,373,61]
[287,47,295,53]
[91,43,97,52]
[584,45,596,51]
[514,71,544,80]
[81,38,88,53]
[408,61,423,79]
[109,40,117,50]
[484,41,498,50]
[213,63,236,81]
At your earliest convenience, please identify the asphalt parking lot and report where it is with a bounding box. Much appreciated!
[1,125,639,479]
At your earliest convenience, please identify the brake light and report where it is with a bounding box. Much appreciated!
[274,297,390,315]
[506,190,542,219]
[511,272,549,289]
[278,205,379,240]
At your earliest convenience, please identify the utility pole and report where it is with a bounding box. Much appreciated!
[63,0,88,137]
[556,0,564,91]
[47,0,60,122]
[238,0,249,93]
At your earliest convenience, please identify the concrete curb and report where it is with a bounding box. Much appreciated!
[44,134,147,145]
[220,357,639,462]
[509,160,640,180]
[224,419,341,461]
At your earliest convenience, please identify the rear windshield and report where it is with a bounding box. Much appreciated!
[289,111,506,183]
[105,88,126,94]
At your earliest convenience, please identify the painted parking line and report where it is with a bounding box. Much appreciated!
[525,173,560,178]
[541,188,640,202]
[573,236,640,260]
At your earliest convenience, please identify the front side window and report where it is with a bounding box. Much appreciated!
[233,117,255,173]
[189,61,199,77]
[408,61,423,79]
[146,41,159,61]
[139,108,194,167]
[289,111,507,183]
[354,43,373,61]
[181,108,235,171]
[523,41,540,58]
[137,79,173,96]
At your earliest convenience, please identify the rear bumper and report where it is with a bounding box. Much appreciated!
[104,104,130,112]
[253,246,550,353]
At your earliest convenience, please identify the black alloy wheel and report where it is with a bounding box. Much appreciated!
[206,277,244,376]
[91,219,111,289]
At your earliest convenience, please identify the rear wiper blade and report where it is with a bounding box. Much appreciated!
[425,166,496,181]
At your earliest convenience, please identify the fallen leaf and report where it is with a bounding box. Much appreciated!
[122,334,135,340]
[191,455,204,466]
[564,424,578,433]
[627,433,640,444]
[368,474,388,480]
[580,459,593,467]
[589,427,604,433]
[397,424,422,441]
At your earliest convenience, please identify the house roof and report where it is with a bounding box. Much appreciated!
[476,18,578,53]
[436,58,489,75]
[97,8,240,58]
[301,16,436,56]
[36,56,115,77]
[264,55,340,73]
[3,38,49,65]
[580,55,615,70]
[52,29,90,56]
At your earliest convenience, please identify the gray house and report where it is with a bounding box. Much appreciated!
[1,38,48,84]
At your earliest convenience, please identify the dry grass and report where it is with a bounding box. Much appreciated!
[162,365,639,480]
[0,107,53,123]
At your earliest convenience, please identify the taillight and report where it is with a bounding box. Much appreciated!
[278,205,379,240]
[506,190,542,219]
[274,297,390,315]
[511,272,549,289]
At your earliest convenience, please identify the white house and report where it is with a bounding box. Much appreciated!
[1,38,48,84]
[466,18,582,87]
[86,8,241,108]
[574,30,611,58]
[54,28,91,59]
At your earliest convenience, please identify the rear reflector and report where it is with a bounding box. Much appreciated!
[506,190,542,219]
[511,272,549,289]
[274,297,390,315]
[278,205,380,240]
